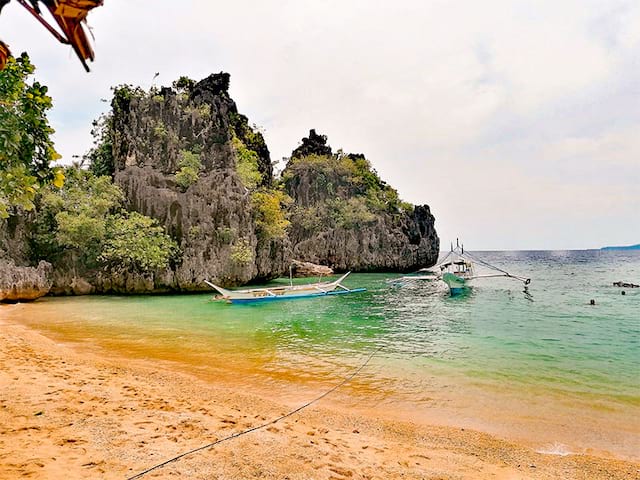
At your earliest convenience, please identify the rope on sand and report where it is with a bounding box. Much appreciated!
[126,346,383,480]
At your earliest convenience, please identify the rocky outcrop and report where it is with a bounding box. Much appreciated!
[283,132,439,272]
[291,260,333,277]
[1,74,439,296]
[72,82,436,290]
[109,74,289,289]
[288,207,438,272]
[0,260,52,302]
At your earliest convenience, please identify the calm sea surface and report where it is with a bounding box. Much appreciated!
[3,250,639,459]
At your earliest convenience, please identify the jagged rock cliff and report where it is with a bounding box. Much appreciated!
[1,73,439,296]
[110,74,289,289]
[283,131,439,271]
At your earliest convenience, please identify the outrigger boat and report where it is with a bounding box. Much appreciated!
[402,240,531,296]
[205,272,366,304]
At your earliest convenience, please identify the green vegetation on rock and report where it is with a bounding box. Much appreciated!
[174,149,202,191]
[251,189,291,240]
[230,238,253,265]
[32,168,177,274]
[282,151,413,231]
[329,197,376,228]
[232,135,262,190]
[86,113,115,177]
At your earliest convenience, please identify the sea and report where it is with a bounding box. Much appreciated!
[2,249,639,460]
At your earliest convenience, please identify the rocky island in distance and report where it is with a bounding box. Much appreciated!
[600,244,640,251]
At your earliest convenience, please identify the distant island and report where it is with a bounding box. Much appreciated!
[601,244,640,251]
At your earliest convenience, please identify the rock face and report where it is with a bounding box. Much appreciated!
[110,74,289,289]
[0,260,52,302]
[282,132,439,272]
[288,206,439,272]
[290,260,333,278]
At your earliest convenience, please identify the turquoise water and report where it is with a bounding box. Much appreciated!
[3,250,639,458]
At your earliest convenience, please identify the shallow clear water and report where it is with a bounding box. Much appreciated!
[3,250,639,459]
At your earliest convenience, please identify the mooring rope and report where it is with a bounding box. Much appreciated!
[126,345,383,480]
[458,251,531,284]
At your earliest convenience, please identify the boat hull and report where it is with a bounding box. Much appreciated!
[227,288,366,304]
[442,273,469,295]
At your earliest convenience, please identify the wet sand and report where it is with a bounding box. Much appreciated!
[0,315,638,480]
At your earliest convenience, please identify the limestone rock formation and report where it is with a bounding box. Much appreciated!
[110,74,289,289]
[290,260,333,278]
[0,260,52,302]
[74,81,437,290]
[1,74,439,296]
[283,132,439,272]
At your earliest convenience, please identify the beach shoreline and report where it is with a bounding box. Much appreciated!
[0,312,637,480]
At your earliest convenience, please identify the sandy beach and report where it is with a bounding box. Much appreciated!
[0,314,637,480]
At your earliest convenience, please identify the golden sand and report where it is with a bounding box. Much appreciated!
[0,314,638,479]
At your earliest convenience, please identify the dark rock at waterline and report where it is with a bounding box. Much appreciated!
[290,260,333,278]
[0,260,52,302]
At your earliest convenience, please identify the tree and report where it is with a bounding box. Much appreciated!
[0,53,63,218]
[33,168,123,269]
[290,129,332,160]
[100,212,178,274]
[33,168,177,275]
[172,76,195,94]
[86,113,115,177]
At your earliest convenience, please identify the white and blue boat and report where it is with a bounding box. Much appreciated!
[205,272,366,304]
[404,240,531,296]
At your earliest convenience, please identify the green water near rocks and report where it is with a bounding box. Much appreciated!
[4,250,639,458]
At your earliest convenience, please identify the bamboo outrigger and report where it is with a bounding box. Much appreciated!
[205,272,366,304]
[398,240,531,297]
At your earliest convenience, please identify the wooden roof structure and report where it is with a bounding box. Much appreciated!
[0,0,103,71]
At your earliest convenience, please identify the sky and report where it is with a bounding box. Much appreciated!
[1,0,639,250]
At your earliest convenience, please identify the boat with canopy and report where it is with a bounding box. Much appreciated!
[401,240,531,296]
[205,272,366,304]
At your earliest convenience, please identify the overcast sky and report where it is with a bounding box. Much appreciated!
[2,1,638,250]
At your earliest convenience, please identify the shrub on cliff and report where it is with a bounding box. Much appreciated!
[230,238,253,265]
[86,113,115,177]
[251,189,291,240]
[283,150,412,215]
[0,53,64,218]
[174,149,202,191]
[329,197,377,229]
[232,135,262,189]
